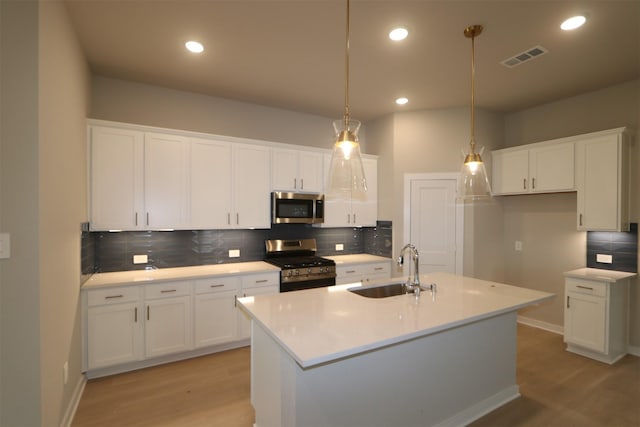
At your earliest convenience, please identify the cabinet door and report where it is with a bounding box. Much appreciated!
[576,135,627,231]
[322,154,353,227]
[491,150,529,195]
[298,151,324,192]
[271,149,299,191]
[238,286,279,339]
[145,295,193,358]
[144,133,190,229]
[194,290,238,348]
[87,302,143,369]
[234,144,271,228]
[565,291,606,353]
[190,138,233,229]
[352,158,378,226]
[529,143,574,193]
[89,126,144,230]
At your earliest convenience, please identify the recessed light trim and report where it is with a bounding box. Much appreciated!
[395,97,409,105]
[561,15,586,31]
[185,40,204,53]
[389,27,409,41]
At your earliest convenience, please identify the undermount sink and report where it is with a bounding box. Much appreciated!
[349,282,422,298]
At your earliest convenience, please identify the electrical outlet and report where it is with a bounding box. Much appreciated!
[63,361,68,385]
[133,254,148,264]
[336,243,344,251]
[229,249,240,258]
[515,241,523,252]
[596,254,613,264]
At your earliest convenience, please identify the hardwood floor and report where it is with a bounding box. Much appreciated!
[72,325,639,426]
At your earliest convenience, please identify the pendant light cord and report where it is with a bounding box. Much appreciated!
[343,0,351,130]
[469,31,476,153]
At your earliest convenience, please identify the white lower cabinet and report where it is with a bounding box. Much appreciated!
[86,286,143,370]
[84,270,280,375]
[238,272,280,339]
[336,261,391,285]
[564,276,630,364]
[194,276,241,348]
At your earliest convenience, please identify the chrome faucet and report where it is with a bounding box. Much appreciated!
[397,244,421,296]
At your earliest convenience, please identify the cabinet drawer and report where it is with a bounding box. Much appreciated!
[195,276,241,294]
[365,262,391,276]
[566,279,607,297]
[337,266,362,277]
[242,272,279,289]
[87,286,141,307]
[145,281,191,299]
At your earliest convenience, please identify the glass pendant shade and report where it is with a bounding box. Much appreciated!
[327,119,367,200]
[458,146,491,203]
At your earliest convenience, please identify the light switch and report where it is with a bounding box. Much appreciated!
[0,233,10,259]
[515,241,523,252]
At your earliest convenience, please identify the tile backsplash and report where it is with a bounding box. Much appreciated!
[86,221,393,273]
[586,223,637,273]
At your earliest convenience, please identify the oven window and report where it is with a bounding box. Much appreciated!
[277,199,313,218]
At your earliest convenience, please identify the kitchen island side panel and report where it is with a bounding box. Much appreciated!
[252,312,520,427]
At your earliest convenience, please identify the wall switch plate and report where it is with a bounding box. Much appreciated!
[336,243,344,251]
[0,233,10,259]
[133,254,148,264]
[229,249,240,258]
[596,254,613,264]
[515,241,523,252]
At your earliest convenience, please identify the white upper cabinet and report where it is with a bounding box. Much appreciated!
[322,156,378,227]
[190,138,233,229]
[575,128,630,231]
[234,143,271,228]
[271,148,324,193]
[144,132,190,229]
[492,142,574,195]
[89,126,189,230]
[89,126,144,230]
[190,138,270,229]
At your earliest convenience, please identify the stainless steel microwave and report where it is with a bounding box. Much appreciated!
[271,192,324,224]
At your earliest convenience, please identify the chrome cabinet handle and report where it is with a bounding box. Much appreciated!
[134,307,138,322]
[146,212,149,226]
[346,270,356,274]
[210,284,225,288]
[523,178,527,190]
[236,213,239,225]
[532,177,536,189]
[147,306,150,320]
[135,212,138,226]
[255,279,268,283]
[576,285,594,291]
[301,178,304,189]
[579,214,583,226]
[567,296,570,308]
[160,289,177,293]
[105,294,124,299]
[227,213,231,225]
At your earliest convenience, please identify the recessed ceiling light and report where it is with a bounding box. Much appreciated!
[185,40,204,53]
[560,15,586,31]
[395,97,409,105]
[389,27,409,41]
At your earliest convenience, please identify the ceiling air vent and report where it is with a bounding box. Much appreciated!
[501,45,548,68]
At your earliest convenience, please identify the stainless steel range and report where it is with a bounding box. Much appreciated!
[264,239,336,292]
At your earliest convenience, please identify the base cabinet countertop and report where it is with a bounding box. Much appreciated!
[238,272,553,427]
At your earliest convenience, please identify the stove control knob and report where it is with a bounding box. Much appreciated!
[307,268,312,274]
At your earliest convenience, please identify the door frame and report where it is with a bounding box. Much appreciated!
[403,173,464,275]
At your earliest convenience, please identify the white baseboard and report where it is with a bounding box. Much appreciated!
[517,315,564,335]
[628,345,640,357]
[434,385,520,427]
[60,374,87,427]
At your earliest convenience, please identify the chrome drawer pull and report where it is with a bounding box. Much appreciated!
[255,279,268,283]
[210,284,225,288]
[576,285,594,291]
[161,289,177,293]
[105,294,124,299]
[374,267,384,271]
[346,270,356,274]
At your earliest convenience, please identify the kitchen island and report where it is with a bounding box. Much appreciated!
[237,272,554,427]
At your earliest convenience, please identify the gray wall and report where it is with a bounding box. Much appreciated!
[502,79,640,344]
[0,0,90,425]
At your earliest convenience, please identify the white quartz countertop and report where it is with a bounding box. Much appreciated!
[237,272,554,369]
[563,268,637,283]
[82,261,280,289]
[324,254,392,265]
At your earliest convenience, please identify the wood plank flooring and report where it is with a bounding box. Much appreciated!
[72,325,639,426]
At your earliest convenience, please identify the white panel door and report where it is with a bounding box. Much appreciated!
[409,179,457,274]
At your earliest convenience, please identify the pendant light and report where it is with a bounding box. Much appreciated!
[458,25,492,202]
[327,0,367,200]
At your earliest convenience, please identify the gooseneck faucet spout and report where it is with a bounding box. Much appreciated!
[397,244,420,295]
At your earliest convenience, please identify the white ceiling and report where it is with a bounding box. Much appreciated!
[64,0,640,122]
